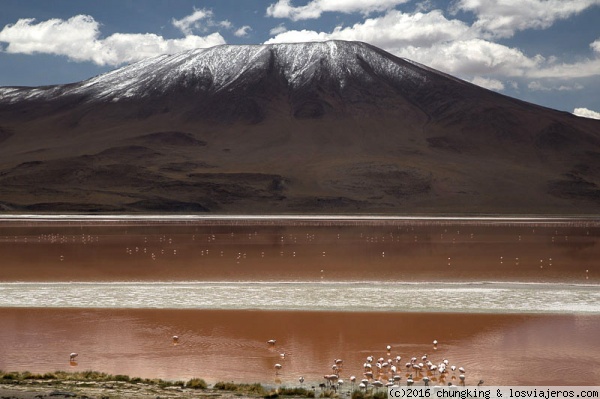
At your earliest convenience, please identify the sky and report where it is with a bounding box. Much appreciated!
[1,0,599,119]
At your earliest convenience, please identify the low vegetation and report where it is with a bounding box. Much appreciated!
[0,371,321,398]
[351,390,388,399]
[0,370,195,389]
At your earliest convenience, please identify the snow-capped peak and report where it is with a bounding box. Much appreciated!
[0,41,430,104]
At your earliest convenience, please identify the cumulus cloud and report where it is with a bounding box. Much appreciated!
[266,0,409,21]
[454,0,600,38]
[270,24,288,35]
[234,25,252,37]
[0,15,225,66]
[0,15,100,59]
[528,81,584,91]
[266,10,542,78]
[470,76,505,91]
[527,58,600,79]
[219,20,233,29]
[172,8,213,35]
[267,10,471,48]
[398,39,542,77]
[573,107,600,119]
[264,7,600,82]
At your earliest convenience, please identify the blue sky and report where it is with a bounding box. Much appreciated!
[1,0,599,118]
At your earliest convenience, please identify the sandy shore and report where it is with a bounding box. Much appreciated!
[1,308,599,386]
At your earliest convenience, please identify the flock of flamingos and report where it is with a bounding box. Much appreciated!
[67,335,481,392]
[266,338,483,392]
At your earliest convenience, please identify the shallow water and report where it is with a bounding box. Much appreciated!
[0,217,599,385]
[1,217,598,283]
[0,308,599,386]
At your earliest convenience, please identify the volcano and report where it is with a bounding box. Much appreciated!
[0,40,599,214]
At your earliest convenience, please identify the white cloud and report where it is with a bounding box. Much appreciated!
[219,20,233,29]
[266,0,409,21]
[172,8,213,35]
[0,15,226,66]
[265,8,600,82]
[267,10,471,48]
[0,15,100,58]
[471,76,505,91]
[399,39,543,77]
[266,9,541,79]
[454,0,600,38]
[234,25,252,37]
[528,81,584,91]
[527,58,600,79]
[270,24,288,35]
[573,107,600,119]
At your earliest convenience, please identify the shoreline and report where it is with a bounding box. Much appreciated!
[0,372,308,399]
[1,214,599,227]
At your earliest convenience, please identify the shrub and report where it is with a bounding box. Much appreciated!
[279,387,315,397]
[186,378,208,389]
[214,381,265,395]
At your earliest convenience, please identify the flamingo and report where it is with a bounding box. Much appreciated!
[299,376,305,385]
[275,364,282,375]
[69,352,78,362]
[386,345,392,352]
[478,380,484,387]
[267,339,276,345]
[172,335,179,344]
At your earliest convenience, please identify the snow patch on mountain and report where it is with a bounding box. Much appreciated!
[0,41,432,104]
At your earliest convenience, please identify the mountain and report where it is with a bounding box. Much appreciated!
[0,40,599,214]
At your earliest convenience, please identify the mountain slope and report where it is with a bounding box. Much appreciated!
[0,40,599,214]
